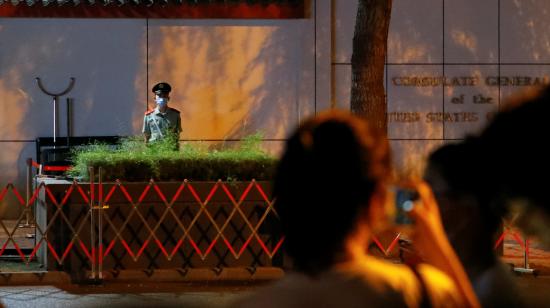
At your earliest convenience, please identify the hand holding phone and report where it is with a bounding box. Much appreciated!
[394,187,420,225]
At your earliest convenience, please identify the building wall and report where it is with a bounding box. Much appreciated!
[0,2,325,218]
[2,0,550,218]
[334,0,550,178]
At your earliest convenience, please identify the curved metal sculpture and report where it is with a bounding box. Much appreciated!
[35,77,75,145]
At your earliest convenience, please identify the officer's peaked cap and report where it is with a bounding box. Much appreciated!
[152,82,172,94]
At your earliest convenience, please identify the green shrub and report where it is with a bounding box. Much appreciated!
[67,133,278,182]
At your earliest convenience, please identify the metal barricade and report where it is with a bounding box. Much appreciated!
[0,165,285,282]
[0,162,544,280]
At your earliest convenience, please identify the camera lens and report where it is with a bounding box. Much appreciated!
[402,200,414,212]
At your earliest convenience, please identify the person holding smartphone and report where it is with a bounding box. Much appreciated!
[423,141,523,307]
[234,111,479,308]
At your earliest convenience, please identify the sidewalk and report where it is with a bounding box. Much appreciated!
[1,276,549,308]
[0,282,254,308]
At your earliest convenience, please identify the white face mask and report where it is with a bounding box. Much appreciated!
[155,97,169,106]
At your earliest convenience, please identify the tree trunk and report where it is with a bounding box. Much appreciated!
[351,0,393,133]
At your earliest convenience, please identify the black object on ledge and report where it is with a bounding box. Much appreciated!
[36,136,122,175]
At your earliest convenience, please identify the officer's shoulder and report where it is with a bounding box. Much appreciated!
[145,109,155,115]
[168,107,180,114]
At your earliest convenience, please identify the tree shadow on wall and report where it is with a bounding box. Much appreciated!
[388,0,444,63]
[500,0,550,63]
[148,20,314,151]
[224,22,313,142]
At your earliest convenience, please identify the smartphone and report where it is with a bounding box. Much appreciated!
[394,187,419,225]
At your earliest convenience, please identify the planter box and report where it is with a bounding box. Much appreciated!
[35,179,284,282]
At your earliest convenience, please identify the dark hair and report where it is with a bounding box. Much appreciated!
[427,140,503,235]
[479,86,550,212]
[273,111,390,276]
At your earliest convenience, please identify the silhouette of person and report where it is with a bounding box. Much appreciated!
[476,87,550,247]
[234,110,478,308]
[425,141,523,307]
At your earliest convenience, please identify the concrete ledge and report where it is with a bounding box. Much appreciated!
[0,271,71,285]
[0,267,284,285]
[100,267,284,283]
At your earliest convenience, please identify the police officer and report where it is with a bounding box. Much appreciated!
[142,82,182,144]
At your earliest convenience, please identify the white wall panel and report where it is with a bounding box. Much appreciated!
[333,0,358,64]
[501,0,550,63]
[444,0,498,63]
[0,18,147,140]
[388,0,443,63]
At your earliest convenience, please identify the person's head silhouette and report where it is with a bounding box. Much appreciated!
[273,110,391,275]
[479,86,550,246]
